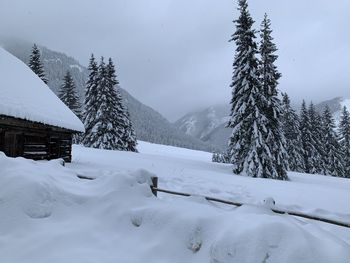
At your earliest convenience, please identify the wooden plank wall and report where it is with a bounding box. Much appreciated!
[0,116,74,162]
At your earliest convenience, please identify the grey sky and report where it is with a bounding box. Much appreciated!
[1,0,350,121]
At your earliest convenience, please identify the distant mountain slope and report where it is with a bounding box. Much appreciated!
[1,38,213,152]
[314,97,343,115]
[175,105,229,139]
[201,123,231,151]
[174,105,230,151]
[315,97,350,124]
[120,89,215,151]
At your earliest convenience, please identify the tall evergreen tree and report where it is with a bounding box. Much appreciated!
[308,102,326,174]
[299,101,317,173]
[122,111,138,152]
[59,71,81,118]
[84,57,138,151]
[29,44,48,84]
[106,57,137,152]
[83,54,100,147]
[321,106,344,176]
[259,13,288,179]
[89,56,118,149]
[339,106,350,178]
[281,93,304,172]
[227,0,287,180]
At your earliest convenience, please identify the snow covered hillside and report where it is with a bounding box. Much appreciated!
[174,105,231,150]
[1,142,350,262]
[174,105,229,139]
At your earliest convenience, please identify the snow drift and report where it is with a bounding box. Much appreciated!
[0,148,349,263]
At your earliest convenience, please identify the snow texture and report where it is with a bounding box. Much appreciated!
[0,142,350,262]
[0,47,84,132]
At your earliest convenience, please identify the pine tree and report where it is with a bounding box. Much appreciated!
[29,44,48,84]
[321,106,344,176]
[227,1,287,180]
[88,56,118,149]
[259,13,288,179]
[339,106,350,178]
[83,54,100,147]
[59,71,82,118]
[281,93,304,172]
[122,110,138,152]
[212,152,230,163]
[299,101,317,173]
[84,56,138,151]
[308,102,326,174]
[106,57,137,152]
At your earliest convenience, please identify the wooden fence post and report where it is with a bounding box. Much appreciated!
[150,176,158,197]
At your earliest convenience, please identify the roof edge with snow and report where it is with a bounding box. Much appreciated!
[0,47,85,132]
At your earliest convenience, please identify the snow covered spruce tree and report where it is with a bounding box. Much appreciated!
[299,101,316,173]
[89,57,119,149]
[281,93,304,172]
[83,56,137,151]
[299,101,324,174]
[59,70,82,144]
[258,13,289,178]
[122,111,138,152]
[308,102,326,174]
[59,71,82,118]
[83,54,99,146]
[339,106,350,178]
[227,1,288,180]
[106,58,137,152]
[29,44,48,84]
[321,106,344,176]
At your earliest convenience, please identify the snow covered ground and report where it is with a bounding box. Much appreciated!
[1,141,350,262]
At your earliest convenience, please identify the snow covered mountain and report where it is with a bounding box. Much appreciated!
[175,105,229,139]
[314,97,350,123]
[314,97,343,114]
[174,105,231,151]
[1,38,213,151]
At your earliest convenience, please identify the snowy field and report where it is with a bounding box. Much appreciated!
[1,141,350,262]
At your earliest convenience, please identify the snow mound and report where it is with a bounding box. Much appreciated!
[0,154,349,262]
[0,47,84,132]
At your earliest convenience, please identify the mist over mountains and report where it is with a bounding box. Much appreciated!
[1,38,214,152]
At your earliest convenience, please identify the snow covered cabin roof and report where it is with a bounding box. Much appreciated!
[0,47,85,132]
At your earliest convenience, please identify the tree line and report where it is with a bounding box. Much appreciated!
[282,95,350,178]
[28,44,137,152]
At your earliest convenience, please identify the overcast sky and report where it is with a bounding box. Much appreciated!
[1,0,350,121]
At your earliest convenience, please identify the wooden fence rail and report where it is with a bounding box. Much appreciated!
[149,176,350,229]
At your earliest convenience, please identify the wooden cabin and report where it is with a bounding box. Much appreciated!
[0,48,84,162]
[0,115,76,162]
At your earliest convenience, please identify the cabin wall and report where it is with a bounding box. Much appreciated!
[0,117,74,162]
